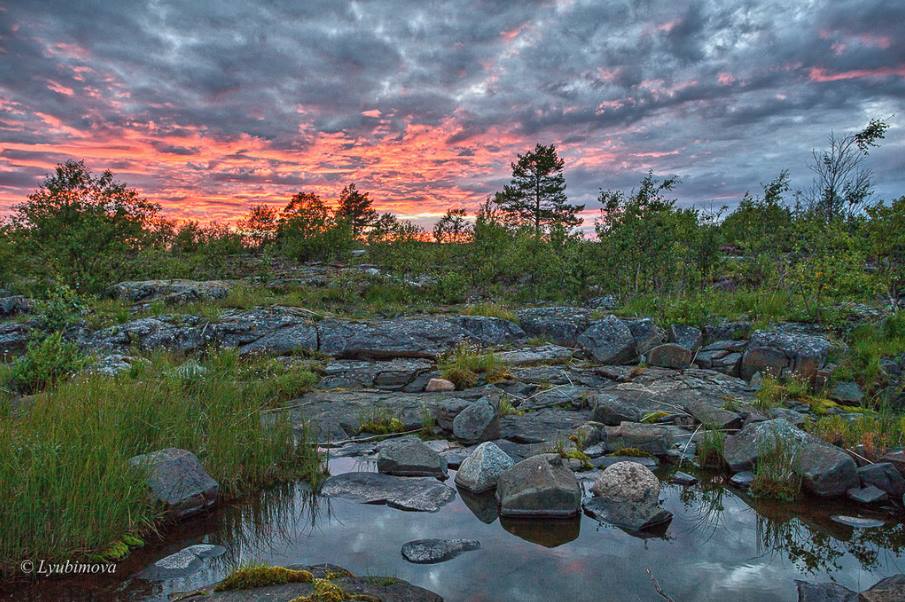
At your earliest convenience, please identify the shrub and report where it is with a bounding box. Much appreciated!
[5,332,88,394]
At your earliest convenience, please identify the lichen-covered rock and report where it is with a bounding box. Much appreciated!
[455,441,514,493]
[496,454,581,518]
[377,440,448,478]
[452,398,500,444]
[626,318,667,355]
[495,344,573,366]
[516,307,591,346]
[670,324,703,352]
[425,377,456,392]
[320,358,433,390]
[577,316,636,364]
[129,448,219,519]
[723,418,858,497]
[604,422,673,456]
[585,461,672,532]
[740,329,833,380]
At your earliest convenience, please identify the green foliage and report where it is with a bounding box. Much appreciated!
[4,332,88,394]
[608,446,652,457]
[439,344,509,390]
[696,428,725,468]
[750,435,803,501]
[276,192,355,262]
[357,408,405,434]
[806,411,905,460]
[336,183,378,236]
[461,303,518,322]
[433,208,473,243]
[34,284,85,331]
[834,313,905,395]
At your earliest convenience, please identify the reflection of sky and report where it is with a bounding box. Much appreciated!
[67,460,905,601]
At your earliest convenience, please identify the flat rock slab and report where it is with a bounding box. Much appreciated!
[495,344,573,366]
[140,544,226,580]
[500,408,590,444]
[401,538,481,564]
[847,485,888,504]
[321,472,456,512]
[830,515,886,529]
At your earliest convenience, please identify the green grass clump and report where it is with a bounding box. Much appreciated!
[750,435,802,502]
[3,332,89,394]
[215,565,313,591]
[608,446,652,457]
[696,428,726,468]
[806,411,905,460]
[499,397,524,416]
[554,440,592,470]
[358,408,405,434]
[439,344,510,390]
[461,303,518,322]
[641,411,670,424]
[0,349,324,575]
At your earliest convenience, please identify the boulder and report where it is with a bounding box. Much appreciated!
[516,307,591,346]
[626,318,667,355]
[740,329,833,380]
[321,472,456,512]
[435,397,471,432]
[496,454,581,518]
[646,343,693,369]
[425,377,456,392]
[455,441,514,493]
[577,316,637,364]
[452,398,500,444]
[604,422,673,456]
[669,324,703,352]
[847,485,887,504]
[129,448,219,519]
[723,419,859,497]
[377,440,448,478]
[585,461,672,532]
[401,538,480,564]
[858,463,905,499]
[794,580,857,602]
[829,381,864,405]
[860,575,905,602]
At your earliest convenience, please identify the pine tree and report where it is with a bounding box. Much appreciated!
[493,143,583,235]
[337,183,377,235]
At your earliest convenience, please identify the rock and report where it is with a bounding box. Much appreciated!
[830,515,885,529]
[496,454,582,518]
[455,441,514,493]
[592,456,659,470]
[425,377,456,392]
[0,295,33,316]
[669,324,703,352]
[495,344,573,366]
[499,408,589,444]
[860,574,905,602]
[591,461,660,502]
[141,544,226,580]
[577,315,637,364]
[401,538,480,564]
[588,295,618,310]
[321,358,433,390]
[847,486,887,504]
[321,472,456,512]
[685,399,742,430]
[878,451,905,478]
[794,580,858,602]
[0,321,30,357]
[377,440,448,479]
[858,463,905,498]
[110,279,232,304]
[729,471,754,488]
[91,354,133,376]
[671,471,697,486]
[626,318,667,355]
[452,398,499,444]
[129,448,219,519]
[723,419,859,497]
[516,307,591,346]
[435,397,471,432]
[646,343,693,369]
[740,329,833,380]
[829,381,864,405]
[591,392,654,425]
[704,321,752,344]
[604,422,673,456]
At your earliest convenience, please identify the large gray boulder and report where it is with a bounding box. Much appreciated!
[577,316,637,364]
[129,448,219,519]
[646,343,693,369]
[455,441,514,493]
[723,419,858,497]
[377,440,448,478]
[516,307,591,346]
[626,318,667,355]
[496,454,581,518]
[740,329,833,380]
[858,463,905,499]
[452,398,500,444]
[669,324,703,352]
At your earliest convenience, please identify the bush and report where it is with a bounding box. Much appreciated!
[4,333,88,394]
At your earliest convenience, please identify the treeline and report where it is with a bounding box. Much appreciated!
[0,119,902,317]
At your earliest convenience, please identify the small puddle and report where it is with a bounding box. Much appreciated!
[5,456,905,601]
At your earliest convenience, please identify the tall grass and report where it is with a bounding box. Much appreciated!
[0,350,323,574]
[439,343,510,390]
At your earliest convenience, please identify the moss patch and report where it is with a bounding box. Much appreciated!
[214,565,314,591]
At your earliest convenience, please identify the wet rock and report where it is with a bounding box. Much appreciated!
[425,377,456,392]
[0,295,33,316]
[496,344,573,366]
[377,440,448,479]
[496,454,582,518]
[401,538,480,564]
[723,419,859,497]
[860,574,905,602]
[846,485,887,504]
[604,422,673,456]
[516,307,591,346]
[646,343,693,369]
[878,451,905,478]
[830,515,885,529]
[829,381,864,405]
[671,471,697,486]
[626,318,667,355]
[577,315,637,364]
[794,580,857,602]
[455,441,514,493]
[729,471,754,488]
[109,279,232,304]
[321,472,456,512]
[669,324,703,352]
[453,398,500,444]
[858,462,905,498]
[141,544,226,580]
[740,329,833,380]
[129,448,219,519]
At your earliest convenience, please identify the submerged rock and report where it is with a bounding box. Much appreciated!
[455,441,514,493]
[401,538,480,564]
[141,544,226,580]
[377,440,448,479]
[496,454,581,518]
[321,472,456,512]
[830,515,885,529]
[129,448,219,519]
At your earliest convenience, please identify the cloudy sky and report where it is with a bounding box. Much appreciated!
[1,0,903,226]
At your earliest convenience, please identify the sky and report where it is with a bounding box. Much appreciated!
[1,0,904,228]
